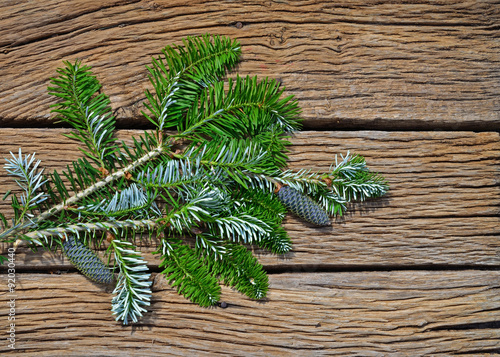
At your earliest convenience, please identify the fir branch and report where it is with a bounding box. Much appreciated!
[7,145,165,247]
[111,240,152,325]
[48,60,118,168]
[0,34,389,324]
[144,34,241,130]
[182,138,276,189]
[160,238,221,307]
[71,183,160,219]
[328,152,388,201]
[311,189,347,217]
[209,213,271,244]
[144,72,180,132]
[232,190,292,253]
[253,126,291,169]
[255,224,292,254]
[161,185,227,233]
[206,243,268,300]
[135,157,211,190]
[272,152,389,216]
[234,189,287,223]
[194,233,227,260]
[4,149,48,225]
[176,75,301,140]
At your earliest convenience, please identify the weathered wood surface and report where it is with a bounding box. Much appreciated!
[1,0,500,355]
[1,129,499,270]
[0,271,499,356]
[0,0,499,129]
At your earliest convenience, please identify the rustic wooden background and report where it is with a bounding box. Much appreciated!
[1,1,499,355]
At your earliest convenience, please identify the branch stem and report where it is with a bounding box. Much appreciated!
[24,219,159,242]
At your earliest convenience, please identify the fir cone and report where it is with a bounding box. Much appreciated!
[62,236,114,284]
[277,186,330,226]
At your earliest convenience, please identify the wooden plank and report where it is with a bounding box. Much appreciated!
[1,129,499,269]
[0,270,499,355]
[1,0,498,129]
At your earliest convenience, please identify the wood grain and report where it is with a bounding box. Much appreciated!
[0,0,498,129]
[0,271,498,355]
[1,129,499,269]
[0,2,499,354]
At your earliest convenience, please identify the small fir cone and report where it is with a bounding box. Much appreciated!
[277,186,330,226]
[62,236,114,284]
